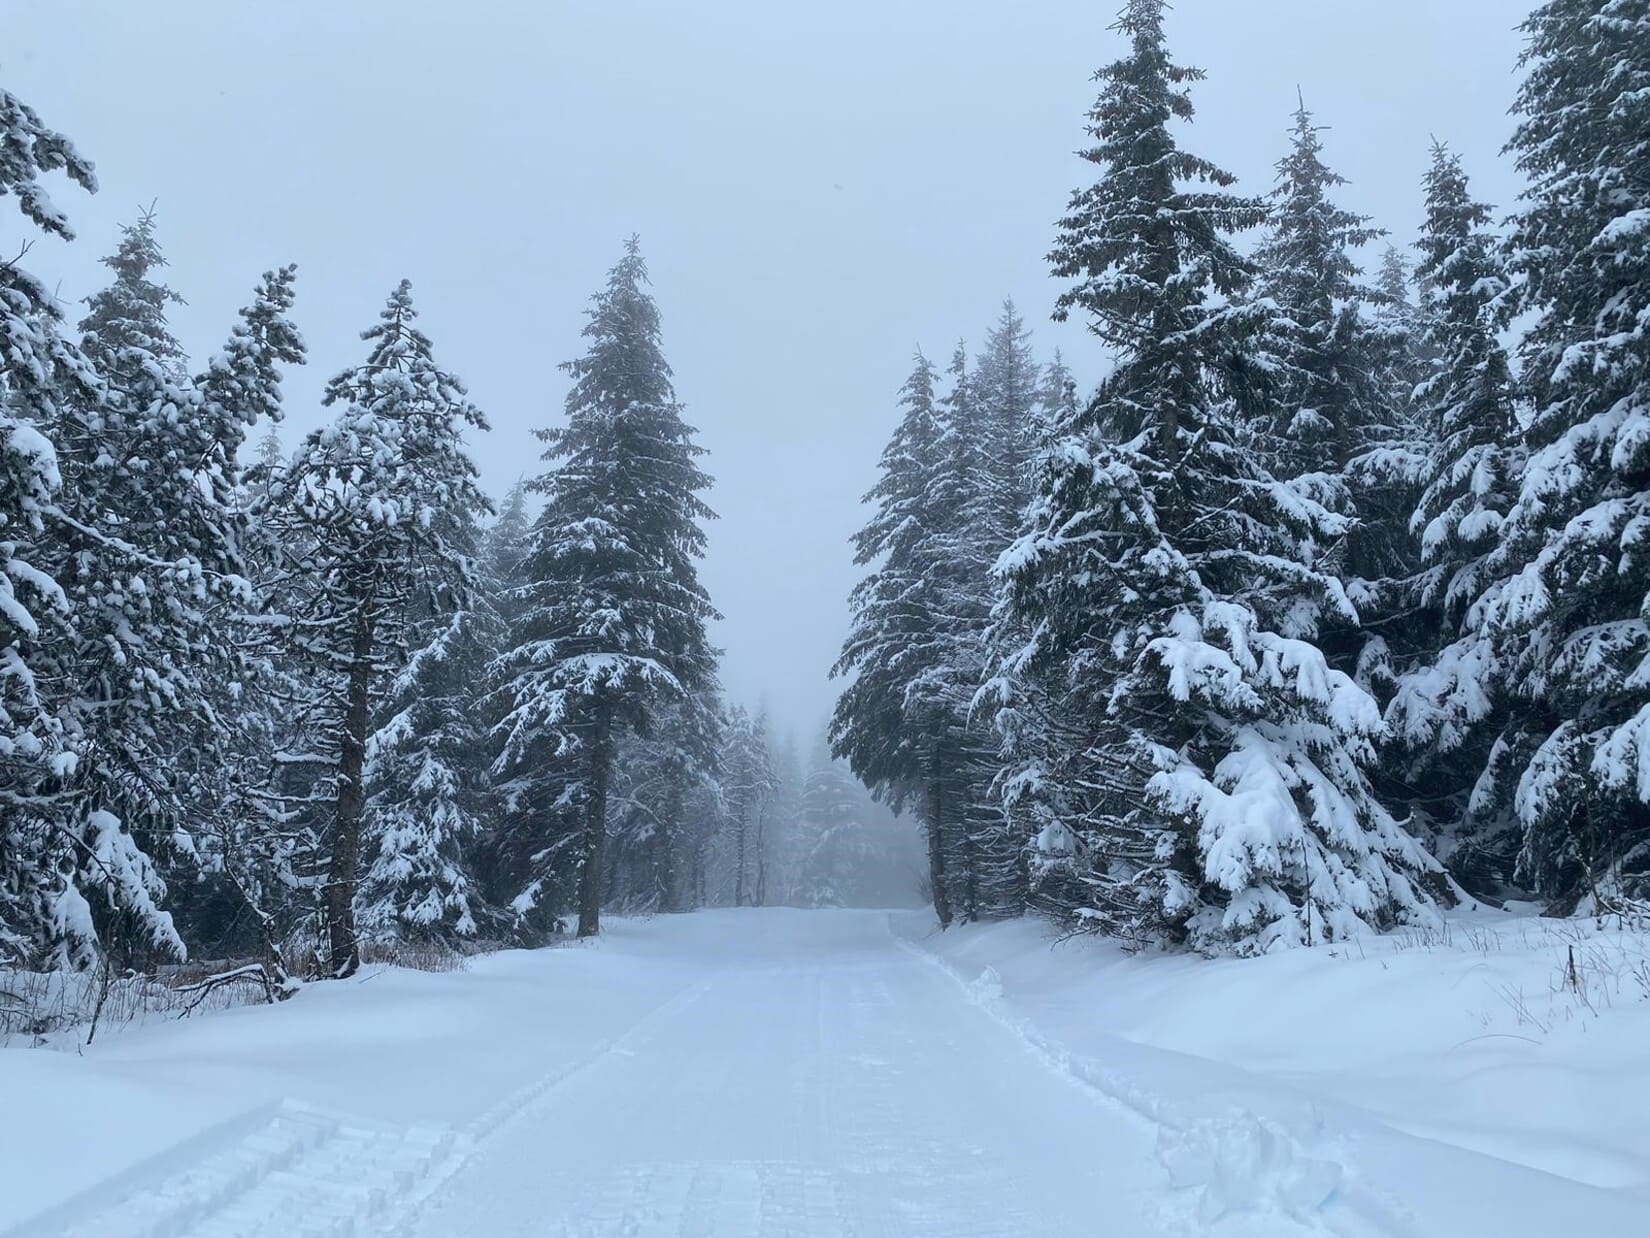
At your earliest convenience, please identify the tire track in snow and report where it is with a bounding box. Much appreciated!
[5,971,725,1238]
[1,1101,458,1238]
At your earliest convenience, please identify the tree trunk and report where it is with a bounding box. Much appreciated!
[753,804,768,907]
[927,770,953,929]
[326,605,375,978]
[734,807,747,907]
[657,776,682,912]
[576,707,613,938]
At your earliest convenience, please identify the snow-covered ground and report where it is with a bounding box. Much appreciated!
[2,908,1646,1236]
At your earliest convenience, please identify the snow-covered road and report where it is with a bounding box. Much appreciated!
[10,908,1648,1237]
[406,910,1169,1237]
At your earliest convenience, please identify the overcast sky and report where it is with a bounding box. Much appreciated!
[7,1,1530,740]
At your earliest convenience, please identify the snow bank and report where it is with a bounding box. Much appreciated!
[895,906,1650,1232]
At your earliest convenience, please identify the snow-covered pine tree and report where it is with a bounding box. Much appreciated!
[1368,246,1433,426]
[927,343,989,919]
[832,352,964,925]
[1471,0,1650,909]
[0,85,98,964]
[356,505,493,946]
[984,0,1448,953]
[471,478,562,930]
[41,213,292,970]
[1252,99,1387,481]
[794,749,878,910]
[1250,98,1423,698]
[494,239,718,938]
[1384,144,1523,888]
[603,692,721,913]
[482,479,531,624]
[268,281,489,975]
[167,267,307,969]
[718,705,776,907]
[766,727,807,904]
[959,308,1045,916]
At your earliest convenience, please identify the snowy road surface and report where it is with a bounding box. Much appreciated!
[8,908,1647,1237]
[404,911,1172,1237]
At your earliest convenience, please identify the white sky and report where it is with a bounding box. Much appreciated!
[6,1,1530,739]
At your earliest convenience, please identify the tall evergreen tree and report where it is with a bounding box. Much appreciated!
[720,705,776,907]
[494,240,718,938]
[167,267,307,970]
[1471,0,1650,908]
[1384,145,1522,889]
[984,0,1447,952]
[833,352,966,925]
[268,281,489,975]
[1252,99,1386,480]
[36,218,301,970]
[357,517,493,944]
[1250,99,1424,699]
[0,86,99,964]
[794,749,880,909]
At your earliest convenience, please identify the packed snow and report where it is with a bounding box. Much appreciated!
[4,906,1647,1236]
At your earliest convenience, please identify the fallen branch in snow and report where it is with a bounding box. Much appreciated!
[171,963,290,1016]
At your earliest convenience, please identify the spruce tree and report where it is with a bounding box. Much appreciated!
[269,281,489,975]
[794,750,878,909]
[41,217,298,969]
[1250,99,1425,699]
[357,516,492,944]
[985,0,1447,952]
[1252,100,1386,480]
[1385,145,1521,888]
[720,705,777,907]
[832,352,962,925]
[494,240,718,938]
[1471,0,1650,907]
[169,267,307,970]
[0,86,98,964]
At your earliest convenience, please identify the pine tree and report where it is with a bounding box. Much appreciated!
[794,751,878,909]
[1250,98,1425,700]
[720,705,776,907]
[0,86,99,964]
[984,0,1447,952]
[167,267,307,972]
[832,352,964,925]
[602,692,721,913]
[970,302,1039,555]
[494,239,718,938]
[268,281,489,975]
[1252,99,1386,479]
[1384,145,1523,887]
[960,309,1045,916]
[40,216,297,970]
[482,479,531,622]
[1470,0,1650,908]
[357,511,493,944]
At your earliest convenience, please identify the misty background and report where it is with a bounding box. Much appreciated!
[5,0,1528,740]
